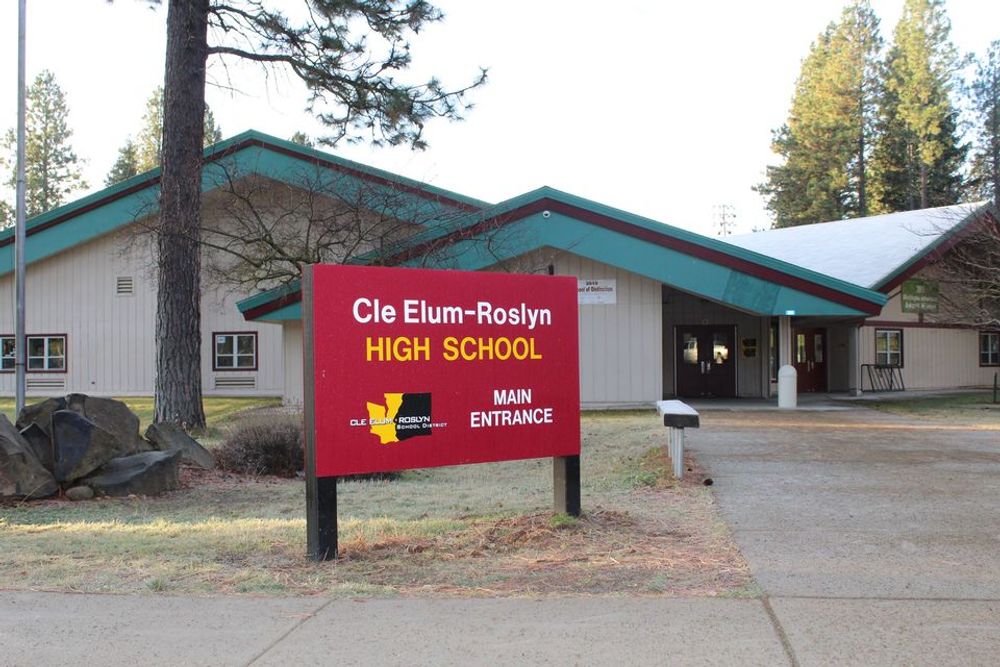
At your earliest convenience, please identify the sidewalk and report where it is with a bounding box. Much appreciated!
[4,590,998,666]
[0,593,786,666]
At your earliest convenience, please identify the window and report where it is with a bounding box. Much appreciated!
[796,334,806,364]
[27,335,66,372]
[875,329,903,367]
[1,336,13,372]
[214,332,257,371]
[981,332,1000,367]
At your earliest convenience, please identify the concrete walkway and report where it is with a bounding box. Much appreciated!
[3,406,999,665]
[688,407,1000,666]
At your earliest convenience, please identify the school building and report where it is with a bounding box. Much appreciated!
[2,131,997,407]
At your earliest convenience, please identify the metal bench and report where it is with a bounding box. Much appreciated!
[655,400,700,479]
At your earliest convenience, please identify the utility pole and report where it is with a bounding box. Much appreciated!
[15,0,27,416]
[714,203,736,237]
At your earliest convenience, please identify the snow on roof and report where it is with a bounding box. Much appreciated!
[723,202,988,289]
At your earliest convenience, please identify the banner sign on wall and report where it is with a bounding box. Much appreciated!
[578,279,616,304]
[901,278,939,313]
[304,264,581,478]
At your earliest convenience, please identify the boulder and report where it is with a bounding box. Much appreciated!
[51,410,131,483]
[0,414,58,500]
[144,422,215,469]
[15,396,67,438]
[65,394,147,454]
[19,422,53,472]
[83,450,182,497]
[65,485,95,501]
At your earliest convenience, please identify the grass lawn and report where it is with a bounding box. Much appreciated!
[0,409,753,599]
[0,396,281,432]
[863,391,1000,425]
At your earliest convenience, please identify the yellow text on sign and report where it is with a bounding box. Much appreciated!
[442,336,542,361]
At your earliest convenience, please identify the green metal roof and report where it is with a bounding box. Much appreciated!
[240,187,888,321]
[0,130,487,277]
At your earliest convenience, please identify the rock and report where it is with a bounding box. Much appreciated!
[83,450,182,497]
[19,423,53,472]
[15,397,67,438]
[65,485,95,501]
[144,422,215,469]
[65,394,147,454]
[0,414,58,500]
[51,410,131,483]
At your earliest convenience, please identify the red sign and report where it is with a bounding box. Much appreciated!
[304,264,581,477]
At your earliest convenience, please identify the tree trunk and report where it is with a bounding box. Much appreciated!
[993,72,1000,209]
[154,0,209,428]
[858,105,867,217]
[919,162,928,209]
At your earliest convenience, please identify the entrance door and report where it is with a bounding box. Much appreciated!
[676,325,736,398]
[793,328,827,392]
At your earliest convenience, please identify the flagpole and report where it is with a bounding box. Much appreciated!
[15,0,28,416]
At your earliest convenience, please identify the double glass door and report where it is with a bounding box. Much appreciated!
[676,325,736,398]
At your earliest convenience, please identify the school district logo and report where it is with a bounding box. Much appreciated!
[365,392,433,444]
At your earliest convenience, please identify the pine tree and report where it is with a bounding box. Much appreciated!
[106,86,225,185]
[870,0,965,211]
[1,70,86,217]
[203,105,222,147]
[969,40,1000,206]
[135,86,223,168]
[149,0,485,428]
[135,87,165,172]
[756,2,882,227]
[105,139,141,186]
[289,131,315,148]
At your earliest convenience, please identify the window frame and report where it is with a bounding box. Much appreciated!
[212,331,259,372]
[874,328,903,367]
[980,331,1000,367]
[1,334,69,374]
[0,335,14,373]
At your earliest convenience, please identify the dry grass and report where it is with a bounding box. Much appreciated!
[862,391,1000,426]
[0,411,754,598]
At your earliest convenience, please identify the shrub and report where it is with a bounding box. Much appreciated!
[216,415,304,477]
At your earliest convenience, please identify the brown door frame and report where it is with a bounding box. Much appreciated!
[674,324,738,398]
[793,327,828,392]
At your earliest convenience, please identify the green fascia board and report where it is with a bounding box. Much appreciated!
[210,146,463,225]
[1,129,489,277]
[400,212,877,317]
[873,201,995,291]
[237,279,301,313]
[254,302,302,321]
[221,130,490,210]
[377,186,885,308]
[243,192,887,321]
[0,183,160,275]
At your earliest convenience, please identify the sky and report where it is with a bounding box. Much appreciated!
[1,0,998,237]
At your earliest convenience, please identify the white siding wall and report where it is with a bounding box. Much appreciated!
[554,254,663,406]
[0,228,283,398]
[861,269,997,390]
[860,320,996,390]
[282,320,304,406]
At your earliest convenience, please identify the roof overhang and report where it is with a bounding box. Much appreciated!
[0,130,486,277]
[875,203,999,292]
[240,188,887,322]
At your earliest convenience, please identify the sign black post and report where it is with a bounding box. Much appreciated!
[553,455,581,517]
[303,266,338,560]
[306,475,338,560]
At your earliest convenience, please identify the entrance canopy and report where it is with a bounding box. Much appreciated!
[241,187,886,323]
